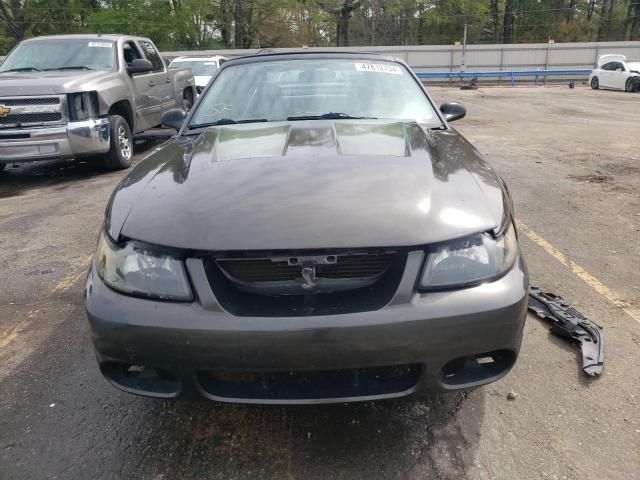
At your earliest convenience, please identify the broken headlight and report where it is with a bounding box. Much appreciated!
[419,222,517,289]
[95,230,192,301]
[67,92,98,121]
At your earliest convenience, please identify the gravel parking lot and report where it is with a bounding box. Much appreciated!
[1,86,638,480]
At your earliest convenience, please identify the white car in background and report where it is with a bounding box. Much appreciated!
[589,54,640,92]
[168,55,228,94]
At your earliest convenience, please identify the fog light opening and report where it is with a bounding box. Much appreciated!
[440,350,516,387]
[101,361,180,397]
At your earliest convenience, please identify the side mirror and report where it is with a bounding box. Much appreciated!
[126,58,153,76]
[161,108,187,130]
[440,102,467,122]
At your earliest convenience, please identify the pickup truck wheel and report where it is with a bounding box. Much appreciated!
[103,115,133,170]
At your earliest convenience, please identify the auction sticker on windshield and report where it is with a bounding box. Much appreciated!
[88,42,113,48]
[355,63,403,74]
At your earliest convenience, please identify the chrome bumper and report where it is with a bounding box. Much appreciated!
[0,118,110,162]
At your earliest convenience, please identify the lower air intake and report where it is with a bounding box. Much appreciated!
[197,364,422,401]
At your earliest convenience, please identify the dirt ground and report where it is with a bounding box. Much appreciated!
[0,86,639,480]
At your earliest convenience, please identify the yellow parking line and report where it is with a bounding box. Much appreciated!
[46,255,93,297]
[516,221,569,266]
[1,255,93,350]
[0,319,29,349]
[47,269,87,297]
[517,220,640,325]
[0,309,39,349]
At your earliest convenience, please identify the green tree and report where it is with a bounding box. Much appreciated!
[627,1,640,39]
[3,0,640,55]
[316,0,361,46]
[0,0,97,50]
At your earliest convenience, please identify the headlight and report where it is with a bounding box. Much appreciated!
[67,92,97,121]
[419,222,517,289]
[95,231,192,301]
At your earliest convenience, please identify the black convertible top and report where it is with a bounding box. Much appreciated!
[222,50,402,66]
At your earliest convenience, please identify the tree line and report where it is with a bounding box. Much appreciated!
[1,0,639,54]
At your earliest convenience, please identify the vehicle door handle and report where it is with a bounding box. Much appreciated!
[165,78,171,83]
[148,80,155,87]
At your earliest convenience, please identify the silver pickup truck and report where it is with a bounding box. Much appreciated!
[0,34,195,170]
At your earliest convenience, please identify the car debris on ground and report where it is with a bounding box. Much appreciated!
[528,286,604,376]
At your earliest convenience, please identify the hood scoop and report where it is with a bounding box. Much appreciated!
[205,120,411,163]
[334,122,409,157]
[214,124,289,162]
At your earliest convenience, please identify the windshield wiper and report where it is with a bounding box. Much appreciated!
[188,118,268,129]
[1,67,41,73]
[44,66,94,71]
[287,112,377,121]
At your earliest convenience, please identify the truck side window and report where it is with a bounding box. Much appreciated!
[139,41,164,72]
[123,41,142,66]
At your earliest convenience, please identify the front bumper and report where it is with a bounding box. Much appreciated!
[85,252,528,404]
[0,118,110,162]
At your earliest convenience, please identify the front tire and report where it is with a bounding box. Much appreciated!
[102,115,133,170]
[591,77,599,90]
[626,78,639,93]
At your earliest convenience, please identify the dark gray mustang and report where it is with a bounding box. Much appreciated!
[85,52,528,404]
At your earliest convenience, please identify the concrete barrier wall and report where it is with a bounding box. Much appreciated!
[161,40,640,74]
[2,40,639,74]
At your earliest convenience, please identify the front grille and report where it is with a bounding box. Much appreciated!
[0,112,62,125]
[0,97,60,106]
[205,249,407,317]
[0,132,30,140]
[218,253,395,282]
[197,364,422,401]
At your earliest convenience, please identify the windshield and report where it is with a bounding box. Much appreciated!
[0,39,116,72]
[169,60,218,76]
[189,58,439,127]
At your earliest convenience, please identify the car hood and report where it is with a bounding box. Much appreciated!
[0,70,113,96]
[107,120,507,251]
